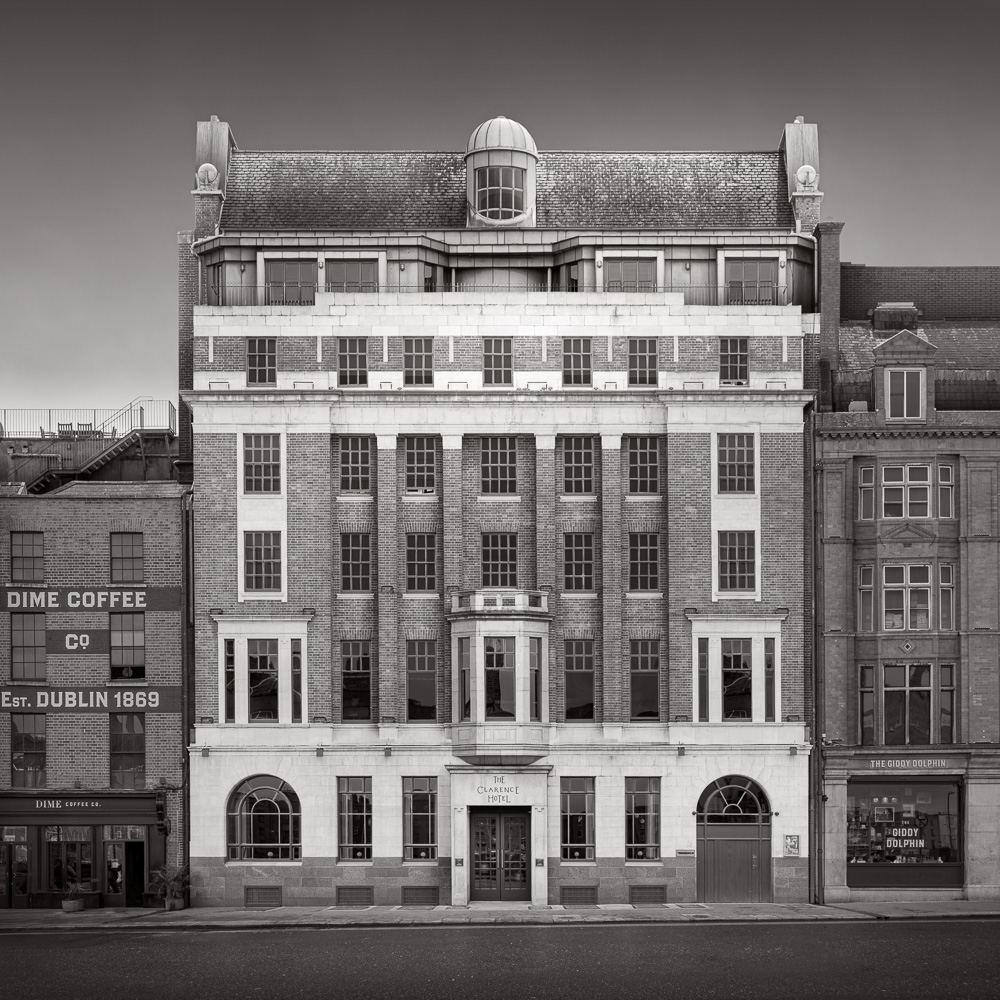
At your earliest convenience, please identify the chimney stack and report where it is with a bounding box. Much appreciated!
[780,118,822,233]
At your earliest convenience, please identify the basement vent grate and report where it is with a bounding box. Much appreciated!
[244,885,282,908]
[336,886,375,907]
[401,886,440,906]
[629,884,667,905]
[560,885,598,906]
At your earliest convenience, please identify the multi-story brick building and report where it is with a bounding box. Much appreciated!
[182,114,824,907]
[816,286,1000,900]
[0,481,190,908]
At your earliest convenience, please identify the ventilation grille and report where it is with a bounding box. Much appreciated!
[629,884,667,905]
[560,885,598,906]
[401,886,440,906]
[244,885,282,908]
[337,886,375,907]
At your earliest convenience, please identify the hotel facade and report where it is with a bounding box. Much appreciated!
[181,115,825,907]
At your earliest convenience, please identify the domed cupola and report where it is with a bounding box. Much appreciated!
[464,115,538,228]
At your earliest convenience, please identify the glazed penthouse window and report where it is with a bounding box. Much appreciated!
[110,532,144,582]
[475,165,525,219]
[606,259,655,293]
[326,259,377,292]
[265,259,316,305]
[244,435,281,493]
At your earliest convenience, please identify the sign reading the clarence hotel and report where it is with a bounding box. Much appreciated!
[2,587,182,611]
[0,686,182,713]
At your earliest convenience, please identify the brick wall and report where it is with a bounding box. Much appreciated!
[841,265,1000,320]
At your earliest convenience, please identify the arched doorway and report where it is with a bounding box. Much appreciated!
[696,775,772,902]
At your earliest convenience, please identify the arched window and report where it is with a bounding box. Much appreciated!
[697,775,771,824]
[227,776,301,860]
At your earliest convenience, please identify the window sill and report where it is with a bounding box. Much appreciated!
[226,860,303,867]
[336,592,375,600]
[401,592,441,600]
[337,494,374,503]
[558,495,597,502]
[401,494,438,502]
[561,592,598,599]
[478,495,521,503]
[626,592,663,599]
[560,860,596,866]
[624,494,661,502]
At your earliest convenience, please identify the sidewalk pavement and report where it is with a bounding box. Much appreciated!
[2,899,999,933]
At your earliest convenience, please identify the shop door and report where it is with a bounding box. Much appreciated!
[0,844,31,909]
[125,842,145,907]
[470,810,531,901]
[105,842,146,907]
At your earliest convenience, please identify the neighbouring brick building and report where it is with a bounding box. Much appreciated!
[816,294,1000,900]
[181,114,825,907]
[0,482,191,908]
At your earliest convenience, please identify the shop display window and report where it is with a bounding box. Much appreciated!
[847,781,961,870]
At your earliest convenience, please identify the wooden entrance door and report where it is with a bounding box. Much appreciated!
[470,810,531,901]
[696,775,772,903]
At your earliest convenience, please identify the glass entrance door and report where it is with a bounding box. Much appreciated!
[470,810,531,901]
[1,842,31,909]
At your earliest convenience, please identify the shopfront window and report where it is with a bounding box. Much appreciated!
[45,826,94,890]
[847,781,961,875]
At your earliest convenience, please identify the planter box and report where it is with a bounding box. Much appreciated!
[61,899,85,913]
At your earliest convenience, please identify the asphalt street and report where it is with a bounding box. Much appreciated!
[2,921,998,1000]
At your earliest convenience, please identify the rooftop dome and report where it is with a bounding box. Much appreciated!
[465,116,537,157]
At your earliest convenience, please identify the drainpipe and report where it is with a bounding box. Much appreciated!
[809,407,825,904]
[180,487,194,875]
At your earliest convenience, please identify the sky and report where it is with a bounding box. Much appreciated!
[1,0,998,413]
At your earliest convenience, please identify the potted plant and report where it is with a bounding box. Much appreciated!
[150,864,190,911]
[62,881,86,912]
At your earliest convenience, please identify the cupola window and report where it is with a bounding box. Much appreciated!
[475,166,525,219]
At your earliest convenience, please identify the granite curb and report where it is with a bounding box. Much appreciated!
[1,901,999,933]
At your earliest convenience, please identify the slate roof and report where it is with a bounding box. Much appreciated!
[840,322,1000,370]
[220,150,794,231]
[46,481,190,499]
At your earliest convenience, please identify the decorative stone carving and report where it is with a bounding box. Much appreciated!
[195,162,220,191]
[795,164,818,192]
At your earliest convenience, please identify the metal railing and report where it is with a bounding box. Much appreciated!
[201,282,788,306]
[1,399,176,440]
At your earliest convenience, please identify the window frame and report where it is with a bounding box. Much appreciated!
[563,532,595,592]
[338,337,369,387]
[628,532,659,592]
[342,640,372,722]
[110,532,145,583]
[340,533,372,592]
[882,564,931,631]
[562,338,592,387]
[404,436,436,494]
[717,530,756,593]
[405,533,437,592]
[340,436,372,492]
[625,777,660,860]
[402,777,437,860]
[227,775,301,861]
[11,713,46,788]
[560,777,595,861]
[244,531,282,594]
[338,776,373,860]
[886,368,925,420]
[403,337,434,387]
[692,624,783,725]
[858,566,874,632]
[881,465,930,519]
[484,636,516,719]
[109,713,145,789]
[481,436,517,494]
[483,337,513,386]
[564,639,595,721]
[475,164,526,220]
[627,436,658,494]
[405,640,437,723]
[481,532,517,588]
[627,337,658,386]
[563,436,595,495]
[243,434,281,495]
[629,639,659,720]
[110,612,145,681]
[860,662,957,746]
[246,337,277,386]
[717,434,755,494]
[719,337,749,385]
[11,531,44,583]
[11,612,46,681]
[217,624,308,725]
[859,466,875,520]
[938,464,953,519]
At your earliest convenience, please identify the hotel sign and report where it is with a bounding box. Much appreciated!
[0,686,182,713]
[3,587,181,612]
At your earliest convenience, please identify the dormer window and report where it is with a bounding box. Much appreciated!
[887,369,925,420]
[475,166,525,220]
